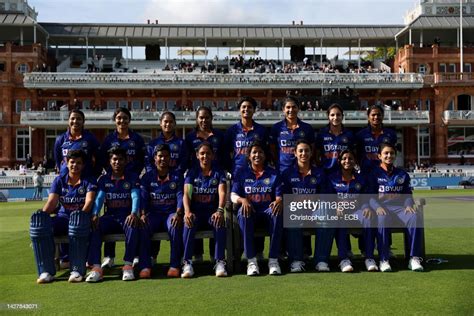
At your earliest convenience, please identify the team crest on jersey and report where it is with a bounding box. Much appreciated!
[263,178,271,185]
[397,177,405,184]
[169,182,177,189]
[212,138,218,144]
[123,182,131,190]
[341,136,348,143]
[82,141,88,148]
[310,177,317,184]
[211,178,218,185]
[171,144,178,151]
[78,187,85,195]
[298,131,305,138]
[129,141,135,148]
[254,135,260,140]
[383,137,390,143]
[355,183,362,191]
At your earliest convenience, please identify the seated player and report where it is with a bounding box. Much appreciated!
[30,150,97,283]
[86,147,140,282]
[182,142,227,278]
[138,144,184,278]
[231,141,283,276]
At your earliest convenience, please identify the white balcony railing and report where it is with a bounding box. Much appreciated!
[443,110,474,124]
[21,110,430,128]
[23,72,425,90]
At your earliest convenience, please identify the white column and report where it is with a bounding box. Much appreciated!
[282,37,285,67]
[20,27,24,45]
[409,28,412,45]
[33,24,37,43]
[125,37,129,68]
[320,38,323,65]
[165,37,168,66]
[204,37,207,64]
[243,38,246,60]
[29,126,32,159]
[86,36,89,60]
[358,38,361,70]
[420,30,423,47]
[131,46,133,59]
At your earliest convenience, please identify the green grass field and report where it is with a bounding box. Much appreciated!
[1,190,473,315]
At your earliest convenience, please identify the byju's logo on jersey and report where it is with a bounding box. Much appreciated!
[169,182,177,190]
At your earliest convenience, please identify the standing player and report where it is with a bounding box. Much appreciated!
[282,140,326,272]
[138,144,184,278]
[86,147,140,282]
[356,105,397,173]
[225,96,269,176]
[99,107,145,268]
[30,150,97,283]
[182,142,227,278]
[54,110,101,178]
[146,111,189,176]
[368,143,424,272]
[231,141,283,276]
[326,149,377,272]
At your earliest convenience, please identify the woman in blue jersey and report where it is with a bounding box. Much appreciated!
[231,141,283,276]
[327,149,378,272]
[138,144,184,279]
[86,147,140,282]
[368,142,423,272]
[30,149,97,283]
[182,142,227,278]
[355,105,397,173]
[99,107,145,268]
[146,111,188,175]
[54,109,100,177]
[283,139,326,273]
[315,103,355,173]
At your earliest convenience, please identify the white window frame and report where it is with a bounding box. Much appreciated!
[16,129,29,160]
[15,99,23,113]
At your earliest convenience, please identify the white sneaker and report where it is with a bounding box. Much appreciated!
[85,268,103,283]
[132,257,139,268]
[122,265,135,281]
[68,271,83,283]
[379,260,392,272]
[256,252,265,261]
[246,258,260,276]
[59,260,70,270]
[268,259,281,275]
[316,262,330,272]
[290,261,305,273]
[408,257,424,272]
[214,260,227,277]
[181,261,194,278]
[101,257,115,269]
[339,259,354,272]
[37,272,54,284]
[365,258,378,272]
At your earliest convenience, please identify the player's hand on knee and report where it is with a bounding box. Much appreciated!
[376,207,387,216]
[270,197,283,216]
[240,198,253,218]
[184,212,195,228]
[362,208,372,219]
[125,214,138,227]
[140,214,149,228]
[91,215,99,230]
[171,212,183,228]
[405,205,416,214]
[211,211,224,228]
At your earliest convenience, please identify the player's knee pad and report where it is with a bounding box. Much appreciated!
[68,211,91,276]
[29,210,56,276]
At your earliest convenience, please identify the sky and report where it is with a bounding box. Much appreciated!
[30,0,420,59]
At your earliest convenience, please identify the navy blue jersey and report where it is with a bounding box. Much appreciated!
[231,165,283,213]
[185,129,226,169]
[225,121,269,176]
[270,119,315,173]
[96,172,140,217]
[145,133,189,175]
[368,165,414,210]
[140,170,184,214]
[315,126,355,171]
[327,170,370,209]
[355,126,397,172]
[50,174,97,216]
[282,165,327,194]
[184,167,227,213]
[101,130,146,175]
[54,129,101,177]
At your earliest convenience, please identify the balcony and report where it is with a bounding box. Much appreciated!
[23,72,425,90]
[21,110,430,128]
[434,72,474,85]
[443,111,474,125]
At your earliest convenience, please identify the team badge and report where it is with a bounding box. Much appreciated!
[383,137,389,143]
[397,177,405,184]
[254,134,260,140]
[82,141,88,148]
[171,144,178,151]
[78,187,85,195]
[212,138,218,144]
[310,177,317,184]
[211,178,218,185]
[123,182,130,190]
[299,131,305,138]
[264,178,271,185]
[341,136,348,143]
[129,141,135,148]
[169,182,177,189]
[355,183,362,191]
